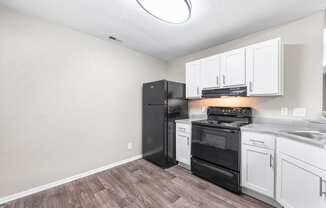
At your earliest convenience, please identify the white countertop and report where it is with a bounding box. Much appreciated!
[241,118,326,149]
[175,115,207,124]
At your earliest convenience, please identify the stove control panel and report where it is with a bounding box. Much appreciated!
[207,107,252,117]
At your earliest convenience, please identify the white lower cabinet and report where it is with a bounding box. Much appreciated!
[276,151,326,208]
[242,131,326,208]
[242,145,275,198]
[176,123,191,166]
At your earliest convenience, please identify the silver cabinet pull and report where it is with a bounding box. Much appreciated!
[250,139,265,144]
[249,81,253,92]
[320,178,326,197]
[197,87,199,95]
[270,154,273,168]
[223,75,226,85]
[216,76,219,86]
[178,128,186,132]
[178,135,190,146]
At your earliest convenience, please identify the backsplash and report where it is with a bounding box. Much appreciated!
[188,97,322,120]
[188,97,258,116]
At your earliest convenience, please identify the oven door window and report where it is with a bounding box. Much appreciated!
[191,125,240,171]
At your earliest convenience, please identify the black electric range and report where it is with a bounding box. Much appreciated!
[191,107,252,193]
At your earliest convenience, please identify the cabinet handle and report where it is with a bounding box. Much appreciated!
[223,75,226,85]
[197,87,199,95]
[216,76,219,86]
[250,139,264,144]
[187,137,190,146]
[320,178,326,197]
[270,154,273,168]
[178,128,186,132]
[249,81,253,92]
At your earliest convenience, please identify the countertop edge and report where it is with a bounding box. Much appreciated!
[241,126,326,149]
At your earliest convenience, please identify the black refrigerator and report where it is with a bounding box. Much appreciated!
[142,80,188,168]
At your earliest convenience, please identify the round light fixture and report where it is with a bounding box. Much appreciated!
[136,0,192,24]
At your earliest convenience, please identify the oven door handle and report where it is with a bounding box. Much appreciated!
[193,124,239,133]
[203,128,238,134]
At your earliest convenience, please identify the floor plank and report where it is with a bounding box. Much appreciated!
[2,159,274,208]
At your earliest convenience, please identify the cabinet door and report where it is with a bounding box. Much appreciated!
[201,55,221,89]
[221,48,246,87]
[246,38,283,96]
[242,145,274,198]
[276,152,326,208]
[176,133,191,165]
[186,60,201,98]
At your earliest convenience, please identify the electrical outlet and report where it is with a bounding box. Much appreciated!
[292,108,306,117]
[127,142,133,150]
[281,107,289,116]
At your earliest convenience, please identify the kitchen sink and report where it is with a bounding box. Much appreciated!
[283,131,326,141]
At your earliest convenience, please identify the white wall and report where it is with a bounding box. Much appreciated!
[168,12,325,119]
[0,7,167,198]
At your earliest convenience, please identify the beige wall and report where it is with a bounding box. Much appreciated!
[0,7,167,198]
[168,12,325,119]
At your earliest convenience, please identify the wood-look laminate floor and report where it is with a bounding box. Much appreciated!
[3,159,273,208]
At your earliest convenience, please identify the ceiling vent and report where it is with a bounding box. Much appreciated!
[108,36,122,43]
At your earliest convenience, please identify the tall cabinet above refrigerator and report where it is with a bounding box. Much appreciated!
[142,80,188,168]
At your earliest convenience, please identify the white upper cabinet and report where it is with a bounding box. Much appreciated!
[246,38,283,96]
[221,48,246,87]
[185,38,284,97]
[186,60,201,98]
[200,55,221,89]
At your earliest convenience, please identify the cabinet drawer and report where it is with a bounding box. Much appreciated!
[242,131,275,149]
[277,136,326,171]
[176,123,191,134]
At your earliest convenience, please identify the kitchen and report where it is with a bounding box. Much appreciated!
[1,1,326,208]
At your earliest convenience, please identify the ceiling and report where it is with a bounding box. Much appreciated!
[0,0,325,61]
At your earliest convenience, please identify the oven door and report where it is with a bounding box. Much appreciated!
[191,124,240,171]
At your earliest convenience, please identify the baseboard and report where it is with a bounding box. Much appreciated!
[242,187,282,208]
[0,154,142,205]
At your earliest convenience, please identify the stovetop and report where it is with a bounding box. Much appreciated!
[191,107,253,129]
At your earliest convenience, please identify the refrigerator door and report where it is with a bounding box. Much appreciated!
[143,81,167,105]
[142,104,167,167]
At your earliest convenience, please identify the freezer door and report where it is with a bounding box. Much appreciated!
[143,81,167,105]
[167,81,186,99]
[142,104,167,167]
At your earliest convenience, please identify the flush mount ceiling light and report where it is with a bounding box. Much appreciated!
[136,0,192,24]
